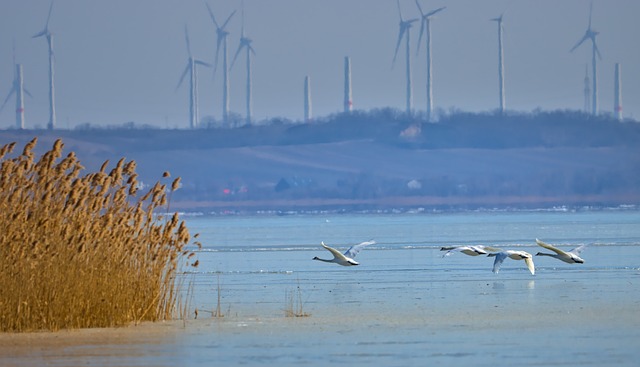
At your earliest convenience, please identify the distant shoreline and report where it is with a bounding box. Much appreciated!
[169,193,640,214]
[2,112,639,213]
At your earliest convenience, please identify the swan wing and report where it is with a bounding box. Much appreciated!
[569,244,587,255]
[480,246,502,253]
[535,239,567,256]
[440,246,459,257]
[491,252,508,274]
[321,242,349,262]
[344,240,376,259]
[524,257,536,275]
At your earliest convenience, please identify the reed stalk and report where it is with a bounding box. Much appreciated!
[0,138,199,332]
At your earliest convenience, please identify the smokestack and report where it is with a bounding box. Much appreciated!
[344,56,352,113]
[15,64,25,129]
[614,63,622,121]
[304,75,312,123]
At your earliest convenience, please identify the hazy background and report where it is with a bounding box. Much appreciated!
[1,0,638,129]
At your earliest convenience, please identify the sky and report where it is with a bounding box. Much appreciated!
[0,0,639,129]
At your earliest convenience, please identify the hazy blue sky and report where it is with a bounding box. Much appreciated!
[1,0,638,129]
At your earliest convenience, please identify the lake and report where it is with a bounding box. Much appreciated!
[2,209,640,366]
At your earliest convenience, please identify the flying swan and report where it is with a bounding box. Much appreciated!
[440,245,502,257]
[535,238,585,264]
[487,250,535,275]
[312,240,376,266]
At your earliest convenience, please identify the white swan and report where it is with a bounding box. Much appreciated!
[487,250,535,275]
[440,245,502,257]
[535,238,585,264]
[312,240,375,266]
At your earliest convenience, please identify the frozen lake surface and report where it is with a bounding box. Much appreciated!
[2,210,640,366]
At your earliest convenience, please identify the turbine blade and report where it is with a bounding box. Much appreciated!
[588,1,593,30]
[221,10,237,30]
[205,2,220,28]
[24,88,34,98]
[594,41,602,59]
[415,0,425,17]
[184,25,192,57]
[32,30,47,39]
[0,89,15,113]
[396,0,404,21]
[176,64,189,91]
[392,27,405,68]
[416,18,425,55]
[213,35,223,77]
[45,0,54,29]
[195,60,212,68]
[426,7,446,17]
[570,33,589,52]
[230,44,244,70]
[240,0,246,36]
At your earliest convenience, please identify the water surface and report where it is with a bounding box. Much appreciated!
[3,210,639,366]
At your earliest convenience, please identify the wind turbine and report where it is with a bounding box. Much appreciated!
[571,2,601,116]
[177,26,211,129]
[1,63,32,130]
[416,1,445,121]
[392,0,419,115]
[230,4,255,125]
[33,0,56,130]
[206,3,236,125]
[491,14,506,114]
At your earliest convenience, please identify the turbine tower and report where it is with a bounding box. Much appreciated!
[231,5,255,125]
[33,1,56,130]
[392,0,419,115]
[206,3,236,125]
[1,64,31,129]
[614,63,622,120]
[491,14,505,114]
[344,56,352,113]
[583,64,591,113]
[177,26,211,129]
[416,1,445,121]
[304,75,312,123]
[571,2,601,116]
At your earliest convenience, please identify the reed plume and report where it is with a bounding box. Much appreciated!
[0,138,199,332]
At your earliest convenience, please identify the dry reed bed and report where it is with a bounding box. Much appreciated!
[0,138,199,332]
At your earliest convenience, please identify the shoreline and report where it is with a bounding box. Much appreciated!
[169,195,640,215]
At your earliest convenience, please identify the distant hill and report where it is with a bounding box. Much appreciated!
[1,110,639,212]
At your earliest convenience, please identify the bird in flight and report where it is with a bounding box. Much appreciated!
[312,240,376,266]
[487,250,535,275]
[535,238,586,264]
[440,245,501,257]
